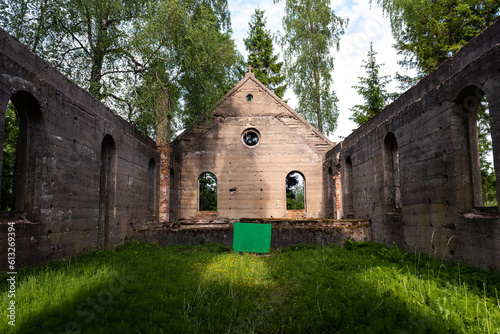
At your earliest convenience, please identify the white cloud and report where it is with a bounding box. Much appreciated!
[228,0,413,143]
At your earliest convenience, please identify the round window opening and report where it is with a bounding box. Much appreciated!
[242,129,260,147]
[246,94,253,102]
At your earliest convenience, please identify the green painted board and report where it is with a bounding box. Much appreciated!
[233,223,271,253]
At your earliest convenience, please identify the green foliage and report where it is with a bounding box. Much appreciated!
[244,8,287,99]
[286,172,305,210]
[0,0,60,56]
[277,0,348,136]
[0,103,19,211]
[199,172,217,211]
[343,238,370,250]
[477,99,497,206]
[372,0,500,80]
[171,1,241,129]
[1,241,500,333]
[0,0,240,138]
[350,42,398,127]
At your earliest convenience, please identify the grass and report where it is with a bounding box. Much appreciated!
[1,240,500,333]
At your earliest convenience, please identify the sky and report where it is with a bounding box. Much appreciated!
[227,0,415,144]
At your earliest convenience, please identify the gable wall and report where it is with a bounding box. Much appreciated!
[171,77,333,221]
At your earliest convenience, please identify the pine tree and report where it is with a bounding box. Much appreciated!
[244,9,286,99]
[350,42,396,126]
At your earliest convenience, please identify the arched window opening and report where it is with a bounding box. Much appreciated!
[344,156,354,216]
[98,135,117,249]
[455,86,496,208]
[286,171,305,210]
[148,158,156,217]
[0,92,43,217]
[477,97,496,206]
[383,133,401,210]
[199,172,217,211]
[1,102,19,211]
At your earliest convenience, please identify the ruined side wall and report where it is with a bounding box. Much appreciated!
[171,78,333,221]
[0,28,160,267]
[325,19,500,270]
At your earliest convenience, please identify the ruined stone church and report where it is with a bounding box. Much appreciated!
[168,71,333,222]
[0,18,499,271]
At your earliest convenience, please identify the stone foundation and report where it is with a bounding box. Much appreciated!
[131,219,372,250]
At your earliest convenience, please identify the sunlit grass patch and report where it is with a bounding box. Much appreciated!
[202,253,275,288]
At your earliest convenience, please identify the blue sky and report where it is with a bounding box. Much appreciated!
[228,0,415,143]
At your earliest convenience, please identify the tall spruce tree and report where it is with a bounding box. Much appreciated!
[277,0,347,136]
[350,42,397,126]
[244,8,286,99]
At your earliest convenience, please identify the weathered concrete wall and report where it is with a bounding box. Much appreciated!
[170,73,334,221]
[0,28,160,267]
[131,220,371,249]
[325,19,500,270]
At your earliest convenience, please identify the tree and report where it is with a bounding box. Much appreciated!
[372,0,500,81]
[178,3,242,129]
[127,0,241,137]
[350,42,397,126]
[0,0,240,137]
[244,8,286,99]
[0,0,55,54]
[277,0,347,136]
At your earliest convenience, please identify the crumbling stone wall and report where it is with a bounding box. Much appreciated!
[326,19,500,270]
[0,28,160,267]
[132,220,371,249]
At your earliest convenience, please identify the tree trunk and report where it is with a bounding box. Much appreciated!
[156,85,171,146]
[310,20,323,133]
[89,17,110,99]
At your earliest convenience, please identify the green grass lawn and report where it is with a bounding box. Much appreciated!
[1,240,500,333]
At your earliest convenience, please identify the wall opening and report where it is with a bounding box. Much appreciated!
[1,102,19,211]
[383,132,401,211]
[148,158,156,217]
[477,97,496,206]
[455,85,497,209]
[169,168,175,219]
[199,172,217,211]
[98,135,117,249]
[286,171,305,210]
[242,128,260,147]
[344,156,354,217]
[0,92,43,218]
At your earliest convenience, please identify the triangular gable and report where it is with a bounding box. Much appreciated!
[173,73,334,154]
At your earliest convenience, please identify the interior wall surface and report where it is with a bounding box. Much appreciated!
[325,19,500,270]
[0,28,160,267]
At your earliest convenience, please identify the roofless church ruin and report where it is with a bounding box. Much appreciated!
[1,19,500,270]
